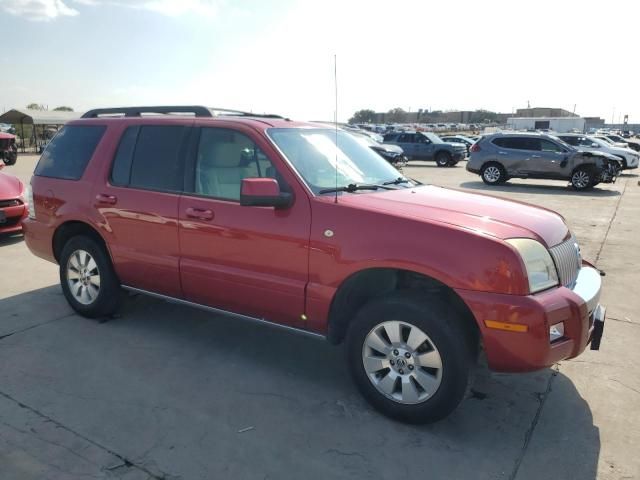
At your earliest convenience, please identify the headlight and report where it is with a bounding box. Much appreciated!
[506,238,559,293]
[26,184,35,219]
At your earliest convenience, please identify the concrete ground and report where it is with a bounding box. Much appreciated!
[0,155,638,480]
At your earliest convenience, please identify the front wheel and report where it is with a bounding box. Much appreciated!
[346,293,473,424]
[60,236,122,318]
[571,167,594,190]
[435,152,451,167]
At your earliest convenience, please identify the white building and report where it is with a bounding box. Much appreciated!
[506,117,586,133]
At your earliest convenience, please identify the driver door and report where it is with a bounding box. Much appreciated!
[178,125,312,328]
[414,134,433,160]
[526,138,569,177]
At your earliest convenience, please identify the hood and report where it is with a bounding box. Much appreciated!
[0,172,23,199]
[374,144,403,154]
[339,185,568,247]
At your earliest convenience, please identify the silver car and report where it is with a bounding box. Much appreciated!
[467,132,620,190]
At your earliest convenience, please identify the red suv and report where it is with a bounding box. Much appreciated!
[24,106,606,423]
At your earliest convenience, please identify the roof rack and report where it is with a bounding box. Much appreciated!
[209,107,286,120]
[81,106,213,118]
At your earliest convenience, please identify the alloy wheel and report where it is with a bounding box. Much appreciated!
[362,321,443,404]
[66,249,101,305]
[572,171,590,189]
[483,166,501,183]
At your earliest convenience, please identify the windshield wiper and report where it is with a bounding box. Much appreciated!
[318,183,396,194]
[383,177,410,186]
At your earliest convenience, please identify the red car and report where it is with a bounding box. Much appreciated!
[23,106,606,423]
[0,164,28,234]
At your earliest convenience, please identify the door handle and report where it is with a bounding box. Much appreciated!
[532,155,541,158]
[498,151,508,155]
[95,193,117,205]
[185,207,214,220]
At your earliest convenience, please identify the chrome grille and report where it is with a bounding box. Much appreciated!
[549,236,581,287]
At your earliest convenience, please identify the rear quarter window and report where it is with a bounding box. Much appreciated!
[35,125,106,180]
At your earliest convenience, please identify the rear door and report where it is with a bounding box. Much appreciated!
[94,123,190,298]
[395,133,416,157]
[177,125,311,328]
[491,137,533,174]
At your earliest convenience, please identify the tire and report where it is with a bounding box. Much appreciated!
[3,155,16,166]
[346,292,473,424]
[570,167,594,190]
[481,162,506,185]
[435,152,451,167]
[59,236,122,318]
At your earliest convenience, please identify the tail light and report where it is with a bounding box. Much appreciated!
[470,143,481,153]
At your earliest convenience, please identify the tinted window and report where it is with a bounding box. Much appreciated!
[35,125,106,180]
[492,137,538,150]
[110,126,139,186]
[398,134,414,143]
[195,128,278,201]
[129,126,187,191]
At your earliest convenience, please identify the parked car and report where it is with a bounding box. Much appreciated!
[383,131,467,166]
[593,135,627,149]
[0,163,28,234]
[0,132,18,166]
[24,105,606,424]
[604,133,640,152]
[352,133,408,167]
[557,134,640,170]
[467,132,620,190]
[440,135,476,155]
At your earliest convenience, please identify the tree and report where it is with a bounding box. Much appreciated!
[386,107,407,123]
[53,106,74,112]
[26,103,46,111]
[349,109,376,124]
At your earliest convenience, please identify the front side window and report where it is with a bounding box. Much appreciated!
[268,128,407,195]
[35,125,106,180]
[540,139,563,153]
[195,128,278,201]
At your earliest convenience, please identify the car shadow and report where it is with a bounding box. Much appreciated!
[0,286,600,479]
[0,233,24,247]
[620,172,638,178]
[459,181,622,197]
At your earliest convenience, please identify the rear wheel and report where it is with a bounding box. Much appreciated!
[571,167,594,190]
[346,293,473,424]
[481,162,506,185]
[435,152,452,167]
[59,236,122,318]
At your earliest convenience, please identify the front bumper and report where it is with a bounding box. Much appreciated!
[456,264,604,372]
[0,203,26,234]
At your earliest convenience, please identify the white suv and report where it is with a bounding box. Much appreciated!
[557,134,640,170]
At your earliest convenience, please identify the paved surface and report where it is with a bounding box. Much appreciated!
[0,155,638,480]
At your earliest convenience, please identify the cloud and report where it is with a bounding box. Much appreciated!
[130,0,221,17]
[0,0,222,20]
[0,0,79,21]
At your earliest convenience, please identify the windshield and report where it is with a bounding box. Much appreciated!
[420,132,443,143]
[268,128,409,194]
[548,135,574,150]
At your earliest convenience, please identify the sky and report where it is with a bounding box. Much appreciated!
[0,0,639,123]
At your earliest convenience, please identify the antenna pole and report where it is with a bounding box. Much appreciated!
[334,54,339,204]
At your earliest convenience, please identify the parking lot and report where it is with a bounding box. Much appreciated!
[1,154,639,479]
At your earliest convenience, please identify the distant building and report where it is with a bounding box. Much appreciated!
[515,107,577,118]
[507,117,586,133]
[584,117,606,130]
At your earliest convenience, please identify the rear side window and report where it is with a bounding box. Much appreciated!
[492,137,538,150]
[35,125,106,180]
[110,125,188,192]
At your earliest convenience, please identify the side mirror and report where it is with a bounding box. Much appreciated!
[240,178,292,209]
[591,143,600,148]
